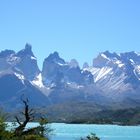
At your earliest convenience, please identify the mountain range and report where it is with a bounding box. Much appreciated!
[1,44,140,114]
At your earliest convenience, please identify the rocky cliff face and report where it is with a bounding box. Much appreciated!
[15,43,40,80]
[0,43,40,80]
[42,52,93,88]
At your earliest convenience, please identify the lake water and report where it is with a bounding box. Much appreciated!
[49,123,140,140]
[9,123,140,140]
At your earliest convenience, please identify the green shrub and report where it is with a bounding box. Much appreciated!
[81,133,100,140]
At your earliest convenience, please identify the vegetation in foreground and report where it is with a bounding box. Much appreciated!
[0,98,102,140]
[81,133,100,140]
[0,98,52,140]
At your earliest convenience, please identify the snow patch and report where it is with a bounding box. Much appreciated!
[57,62,67,66]
[83,67,100,75]
[101,53,110,60]
[134,65,140,80]
[94,67,113,82]
[118,53,121,57]
[134,51,140,56]
[7,55,20,64]
[67,82,84,89]
[115,60,124,67]
[14,73,25,84]
[130,59,134,64]
[31,56,37,60]
[133,69,140,80]
[32,73,45,88]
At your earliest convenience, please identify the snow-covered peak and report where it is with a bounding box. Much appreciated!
[92,51,140,69]
[92,51,121,68]
[102,51,120,59]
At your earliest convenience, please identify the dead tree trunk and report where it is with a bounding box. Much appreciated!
[14,98,34,136]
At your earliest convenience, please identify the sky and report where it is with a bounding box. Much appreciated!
[0,0,140,68]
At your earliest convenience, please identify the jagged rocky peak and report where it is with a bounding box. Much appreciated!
[14,43,40,80]
[0,49,15,58]
[120,51,139,57]
[120,51,140,64]
[42,52,93,86]
[102,51,120,59]
[16,43,35,57]
[69,59,79,68]
[45,51,65,65]
[100,51,140,63]
[83,62,89,69]
[0,49,16,72]
[42,52,66,86]
[0,44,40,81]
[98,51,140,67]
[93,51,121,68]
[92,52,110,68]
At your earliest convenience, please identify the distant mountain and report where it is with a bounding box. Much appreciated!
[0,44,140,112]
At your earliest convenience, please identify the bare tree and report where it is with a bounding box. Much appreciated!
[14,98,35,136]
[13,97,52,139]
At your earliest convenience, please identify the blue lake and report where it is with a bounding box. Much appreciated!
[8,123,140,140]
[27,123,140,140]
